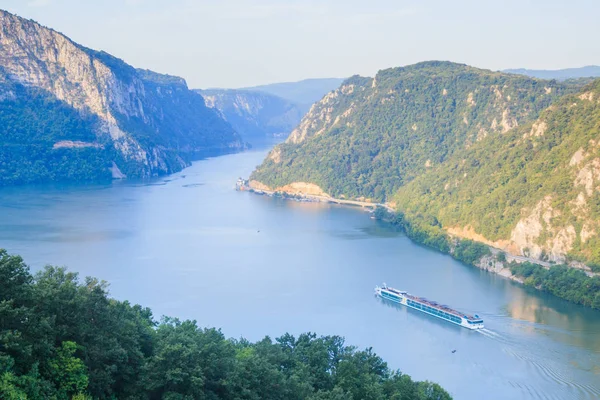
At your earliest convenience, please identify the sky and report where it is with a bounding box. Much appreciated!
[3,0,600,88]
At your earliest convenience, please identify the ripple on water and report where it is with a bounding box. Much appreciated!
[477,327,600,400]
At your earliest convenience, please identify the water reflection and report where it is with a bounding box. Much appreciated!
[506,288,600,353]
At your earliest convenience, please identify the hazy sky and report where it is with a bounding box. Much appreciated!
[4,0,600,88]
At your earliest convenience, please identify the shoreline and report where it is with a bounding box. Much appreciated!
[238,182,394,211]
[239,181,600,310]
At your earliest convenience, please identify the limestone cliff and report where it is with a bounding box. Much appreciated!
[0,9,243,183]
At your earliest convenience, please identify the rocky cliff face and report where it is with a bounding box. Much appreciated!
[197,89,304,144]
[0,9,242,182]
[394,79,600,267]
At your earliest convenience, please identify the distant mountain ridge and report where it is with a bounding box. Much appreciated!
[504,66,600,80]
[196,79,346,144]
[241,78,345,106]
[0,9,243,185]
[196,89,304,144]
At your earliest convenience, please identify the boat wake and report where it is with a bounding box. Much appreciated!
[478,328,500,338]
[476,328,513,345]
[476,328,600,399]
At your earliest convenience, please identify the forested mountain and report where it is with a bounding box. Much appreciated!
[252,61,577,198]
[0,9,243,185]
[196,89,305,144]
[242,78,345,107]
[395,78,600,266]
[0,250,451,400]
[504,66,600,80]
[250,61,600,267]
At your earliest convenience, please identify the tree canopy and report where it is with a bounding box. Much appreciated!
[0,249,451,399]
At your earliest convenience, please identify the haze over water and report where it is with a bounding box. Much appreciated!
[1,147,599,400]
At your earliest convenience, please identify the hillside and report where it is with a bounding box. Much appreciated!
[197,88,304,144]
[251,61,578,200]
[0,250,451,400]
[504,66,600,80]
[395,79,600,266]
[242,78,345,107]
[0,9,243,185]
[249,61,600,268]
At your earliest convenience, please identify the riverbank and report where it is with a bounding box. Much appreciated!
[238,178,393,210]
[374,207,600,310]
[241,181,600,310]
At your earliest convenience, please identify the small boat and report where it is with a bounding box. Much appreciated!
[375,283,484,330]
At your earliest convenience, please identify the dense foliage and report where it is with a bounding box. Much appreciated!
[395,79,600,266]
[509,262,600,309]
[0,73,241,185]
[0,84,112,185]
[0,250,451,400]
[252,62,578,201]
[374,207,490,267]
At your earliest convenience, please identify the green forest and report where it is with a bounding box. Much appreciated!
[0,84,113,185]
[374,208,490,269]
[0,250,451,400]
[251,61,581,201]
[395,79,600,267]
[509,262,600,309]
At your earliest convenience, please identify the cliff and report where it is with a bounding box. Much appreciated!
[0,9,243,184]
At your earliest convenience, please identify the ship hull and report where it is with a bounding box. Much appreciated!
[375,287,484,330]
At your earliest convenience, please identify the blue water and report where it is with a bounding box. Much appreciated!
[1,148,599,399]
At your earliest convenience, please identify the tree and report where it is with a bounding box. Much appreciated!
[49,341,88,399]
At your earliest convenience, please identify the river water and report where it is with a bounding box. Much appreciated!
[0,147,599,399]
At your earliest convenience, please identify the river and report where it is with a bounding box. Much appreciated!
[0,147,599,400]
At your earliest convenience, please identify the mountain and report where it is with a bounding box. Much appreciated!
[504,66,600,80]
[196,89,304,144]
[250,61,598,266]
[242,78,345,106]
[395,78,600,266]
[251,61,578,199]
[0,9,243,185]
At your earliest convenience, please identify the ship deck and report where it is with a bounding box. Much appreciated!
[383,286,478,321]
